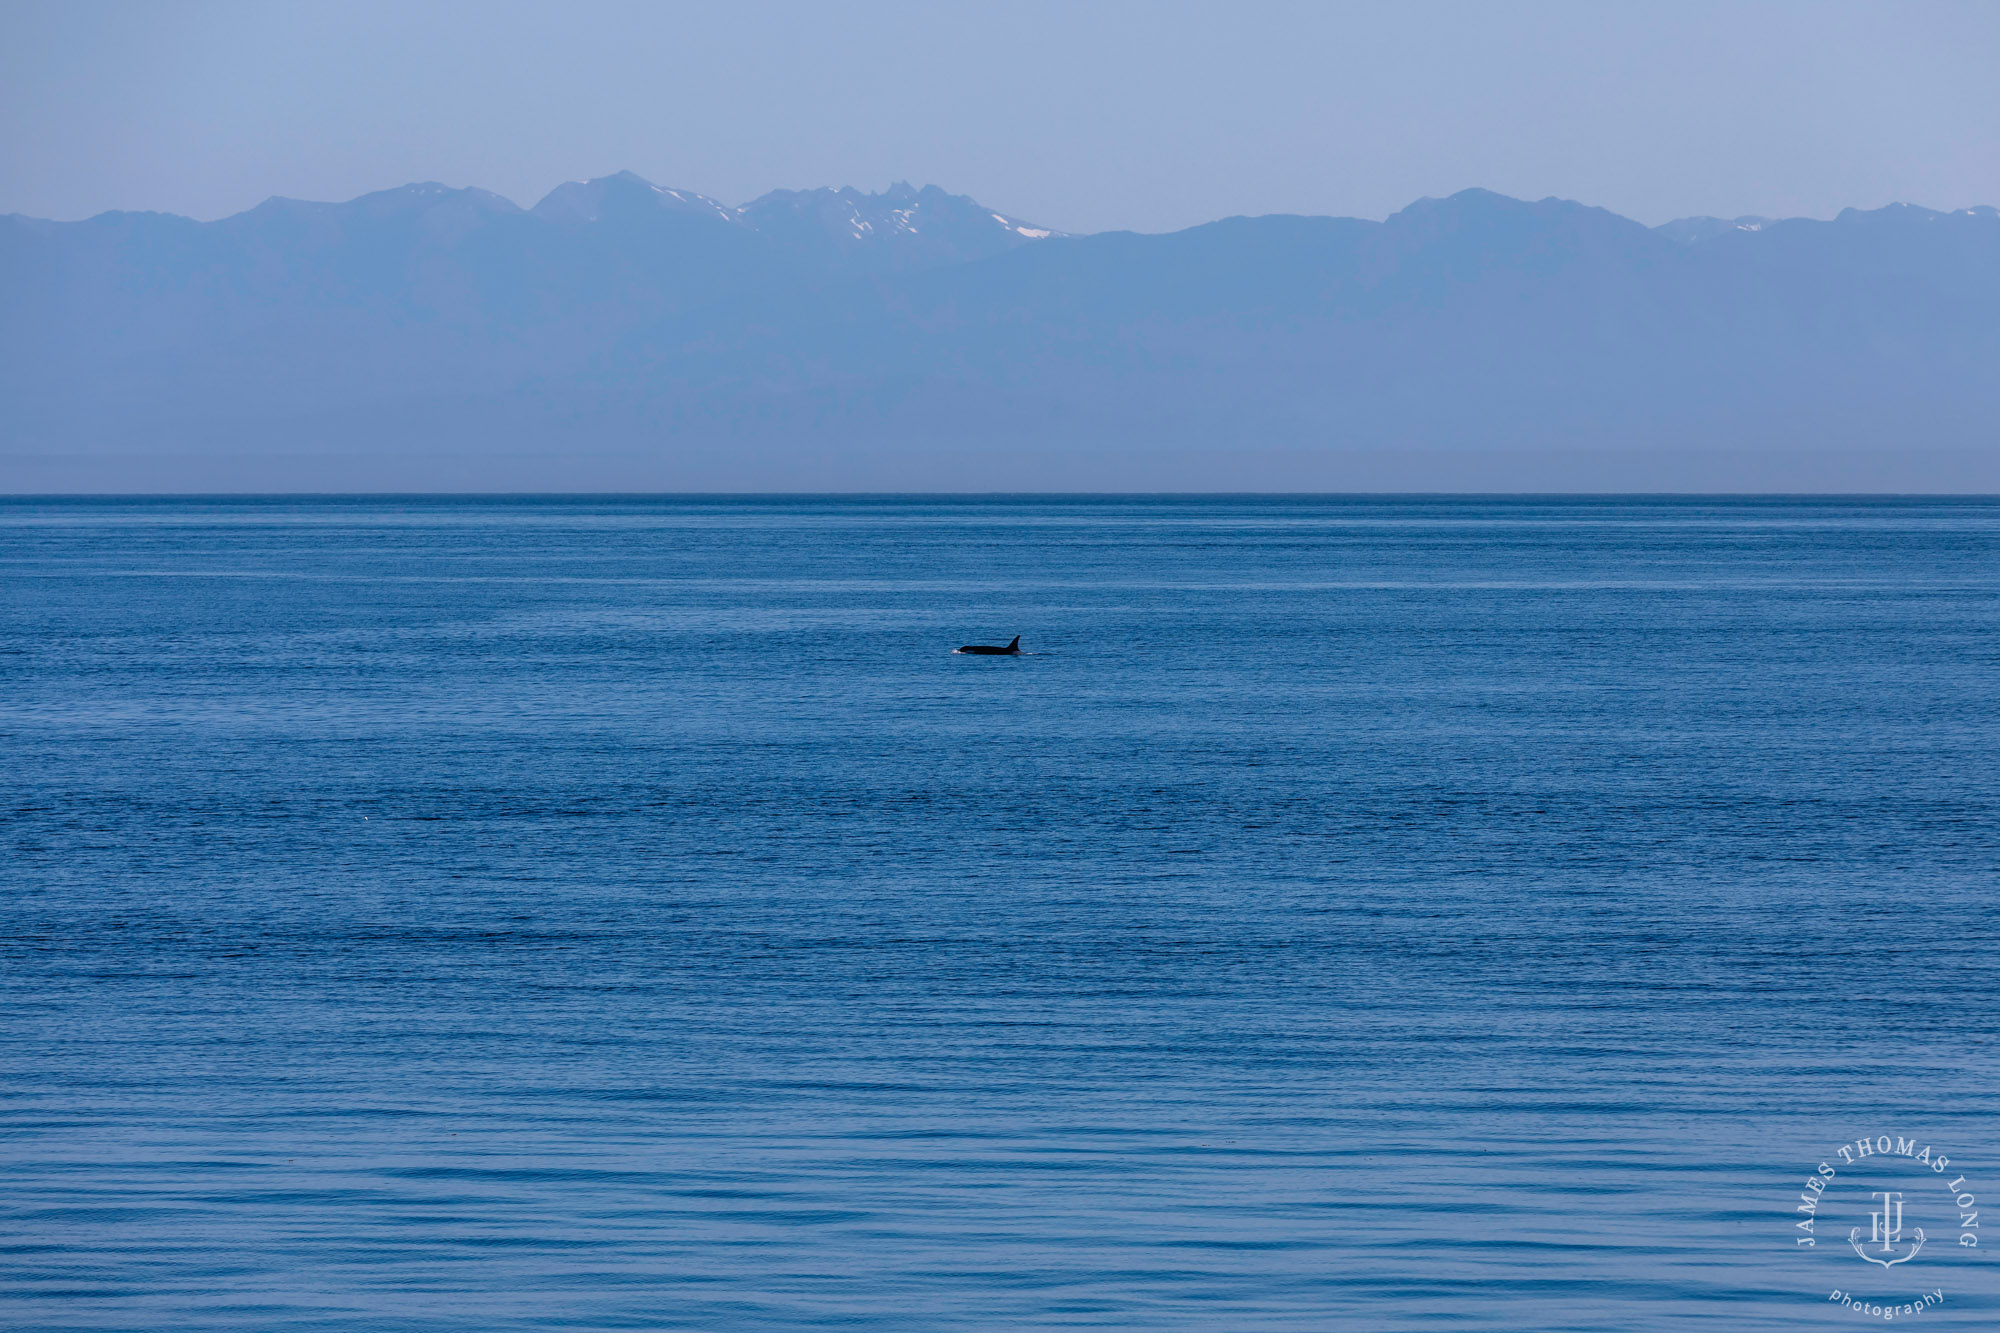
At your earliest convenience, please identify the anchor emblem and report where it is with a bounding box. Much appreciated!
[1849,1191,1925,1268]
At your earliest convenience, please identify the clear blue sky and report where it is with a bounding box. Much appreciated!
[3,0,1997,231]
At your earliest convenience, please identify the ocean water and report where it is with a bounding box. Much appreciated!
[3,495,1997,1331]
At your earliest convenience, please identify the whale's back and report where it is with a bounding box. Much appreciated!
[956,635,1021,655]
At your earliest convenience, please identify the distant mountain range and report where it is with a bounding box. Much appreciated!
[528,174,1056,271]
[3,175,1997,491]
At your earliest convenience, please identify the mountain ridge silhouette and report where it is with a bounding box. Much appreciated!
[4,180,1997,490]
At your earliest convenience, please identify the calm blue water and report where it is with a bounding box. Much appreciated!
[3,496,1998,1330]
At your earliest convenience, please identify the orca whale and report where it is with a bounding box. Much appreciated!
[956,635,1021,656]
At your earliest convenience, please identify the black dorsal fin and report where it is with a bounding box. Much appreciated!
[1007,636,1020,649]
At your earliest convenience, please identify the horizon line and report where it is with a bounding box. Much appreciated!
[5,492,1998,502]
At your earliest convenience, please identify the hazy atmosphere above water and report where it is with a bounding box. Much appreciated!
[4,0,1997,233]
[5,2,1999,493]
